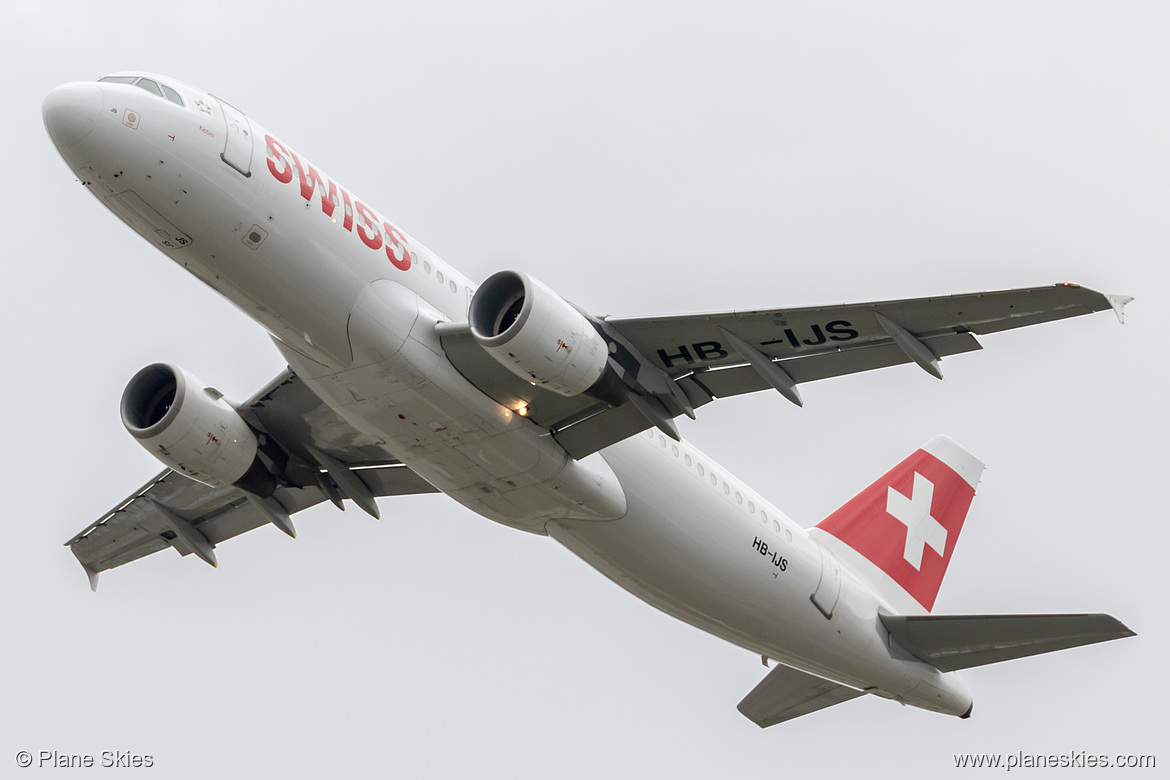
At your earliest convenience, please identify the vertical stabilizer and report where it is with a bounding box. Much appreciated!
[810,436,983,613]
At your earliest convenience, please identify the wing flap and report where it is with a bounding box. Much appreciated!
[552,403,656,460]
[881,613,1136,672]
[737,662,866,728]
[70,471,300,578]
[70,462,439,584]
[694,331,982,398]
[547,332,980,458]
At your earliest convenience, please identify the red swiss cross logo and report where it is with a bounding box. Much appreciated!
[815,448,976,611]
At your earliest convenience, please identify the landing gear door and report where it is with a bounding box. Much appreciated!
[811,546,842,619]
[214,96,254,177]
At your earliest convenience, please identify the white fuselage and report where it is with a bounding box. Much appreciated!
[47,75,971,716]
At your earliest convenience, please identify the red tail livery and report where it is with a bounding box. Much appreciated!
[814,436,983,611]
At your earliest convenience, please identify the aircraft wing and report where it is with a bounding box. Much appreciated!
[67,369,439,590]
[441,283,1129,459]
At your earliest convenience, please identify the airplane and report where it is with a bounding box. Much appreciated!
[43,72,1135,727]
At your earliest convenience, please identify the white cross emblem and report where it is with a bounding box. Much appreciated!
[886,472,947,570]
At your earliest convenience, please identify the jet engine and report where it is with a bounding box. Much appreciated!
[469,271,626,403]
[121,363,275,496]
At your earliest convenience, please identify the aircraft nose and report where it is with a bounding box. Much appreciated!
[43,82,104,148]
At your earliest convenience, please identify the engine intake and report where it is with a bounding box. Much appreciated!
[121,363,275,496]
[469,271,625,403]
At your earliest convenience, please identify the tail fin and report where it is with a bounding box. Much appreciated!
[809,435,983,613]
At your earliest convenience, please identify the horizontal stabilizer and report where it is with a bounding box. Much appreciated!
[737,662,865,728]
[881,613,1135,672]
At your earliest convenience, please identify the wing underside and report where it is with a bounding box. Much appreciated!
[67,369,439,588]
[441,284,1123,459]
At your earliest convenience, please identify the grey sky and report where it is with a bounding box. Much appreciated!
[5,2,1166,777]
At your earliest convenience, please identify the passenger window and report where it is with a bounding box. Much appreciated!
[436,270,444,284]
[449,280,457,293]
[423,261,432,274]
[160,84,184,106]
[735,492,742,504]
[136,79,164,98]
[748,501,755,513]
[723,482,730,495]
[710,474,718,486]
[773,521,781,533]
[684,454,692,467]
[671,445,679,457]
[761,511,768,522]
[697,464,704,476]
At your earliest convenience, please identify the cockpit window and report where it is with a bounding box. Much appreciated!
[160,84,184,107]
[98,75,186,107]
[135,79,164,98]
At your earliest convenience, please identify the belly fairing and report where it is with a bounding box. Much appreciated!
[273,279,628,532]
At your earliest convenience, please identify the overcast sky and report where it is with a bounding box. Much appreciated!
[5,2,1167,777]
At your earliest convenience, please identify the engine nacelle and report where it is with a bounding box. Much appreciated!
[469,271,621,400]
[121,363,275,495]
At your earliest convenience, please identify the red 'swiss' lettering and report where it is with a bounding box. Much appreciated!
[265,134,293,184]
[291,152,354,231]
[263,134,409,269]
[337,186,354,232]
[383,222,411,271]
[292,151,327,205]
[354,201,382,250]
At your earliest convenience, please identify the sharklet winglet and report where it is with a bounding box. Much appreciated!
[1106,294,1134,324]
[82,562,100,592]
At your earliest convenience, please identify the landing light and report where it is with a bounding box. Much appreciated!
[516,404,529,417]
